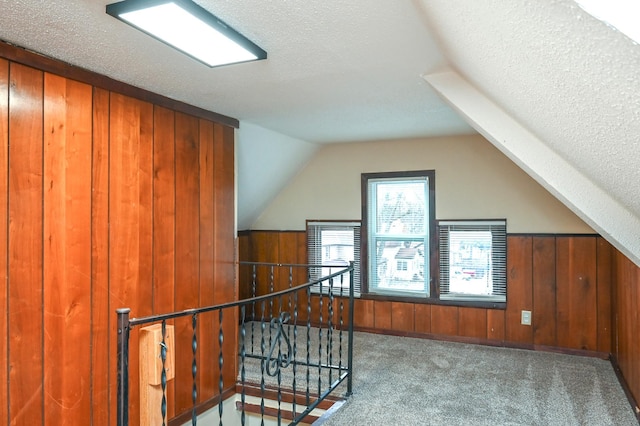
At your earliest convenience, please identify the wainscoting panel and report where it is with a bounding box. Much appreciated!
[556,236,598,351]
[240,231,615,354]
[505,236,533,344]
[532,236,557,346]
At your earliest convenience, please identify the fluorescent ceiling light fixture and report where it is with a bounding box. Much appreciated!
[106,0,267,67]
[574,0,640,44]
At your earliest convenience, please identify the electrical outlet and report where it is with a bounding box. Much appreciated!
[521,310,532,326]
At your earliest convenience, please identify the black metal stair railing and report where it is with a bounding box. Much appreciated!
[116,262,354,426]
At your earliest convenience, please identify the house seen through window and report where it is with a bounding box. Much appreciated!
[439,220,507,303]
[361,170,507,307]
[307,220,361,295]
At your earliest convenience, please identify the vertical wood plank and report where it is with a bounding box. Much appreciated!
[505,236,533,344]
[295,232,310,323]
[486,309,505,341]
[353,299,374,329]
[414,304,431,334]
[91,87,110,426]
[137,95,155,425]
[43,73,92,424]
[108,93,154,424]
[629,257,640,403]
[277,232,301,322]
[611,248,619,359]
[152,106,176,313]
[278,233,299,291]
[213,124,237,390]
[430,305,458,336]
[237,233,252,300]
[615,253,628,386]
[390,302,414,332]
[0,58,8,425]
[174,112,200,413]
[458,307,487,339]
[596,237,612,353]
[198,119,215,401]
[556,237,597,350]
[152,105,176,418]
[632,262,640,405]
[8,62,44,426]
[532,236,556,346]
[250,232,279,297]
[374,301,392,330]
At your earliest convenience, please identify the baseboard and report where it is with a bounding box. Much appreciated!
[610,354,640,424]
[352,325,610,359]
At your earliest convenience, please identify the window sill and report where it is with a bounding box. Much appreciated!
[359,292,506,310]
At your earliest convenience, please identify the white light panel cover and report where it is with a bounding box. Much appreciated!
[120,2,258,67]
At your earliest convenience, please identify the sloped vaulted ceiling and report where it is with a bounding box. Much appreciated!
[419,0,640,266]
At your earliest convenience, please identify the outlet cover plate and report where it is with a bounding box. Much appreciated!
[521,310,532,325]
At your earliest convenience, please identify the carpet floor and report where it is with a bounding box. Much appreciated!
[320,332,637,426]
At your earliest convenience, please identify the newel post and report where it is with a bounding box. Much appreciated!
[116,308,131,426]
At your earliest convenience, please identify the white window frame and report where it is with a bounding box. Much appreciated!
[363,171,435,298]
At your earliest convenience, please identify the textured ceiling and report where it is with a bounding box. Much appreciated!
[421,0,640,215]
[419,0,640,265]
[0,0,473,143]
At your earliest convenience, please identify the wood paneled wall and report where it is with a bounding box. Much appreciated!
[239,231,613,353]
[1,54,236,424]
[241,230,640,407]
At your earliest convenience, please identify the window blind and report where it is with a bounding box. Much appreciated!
[307,221,361,296]
[439,220,507,302]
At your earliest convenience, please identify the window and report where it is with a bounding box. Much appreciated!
[362,171,435,297]
[307,221,361,295]
[439,220,507,303]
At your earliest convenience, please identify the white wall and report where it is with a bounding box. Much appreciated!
[237,122,319,230]
[253,134,593,234]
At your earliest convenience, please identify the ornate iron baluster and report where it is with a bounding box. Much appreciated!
[269,265,274,333]
[328,276,334,385]
[338,273,345,377]
[292,290,298,420]
[161,320,168,426]
[305,286,311,406]
[277,298,284,425]
[116,308,130,426]
[251,264,257,354]
[347,261,355,396]
[240,306,247,426]
[218,309,224,426]
[191,314,198,425]
[265,311,292,377]
[260,301,266,425]
[318,280,323,396]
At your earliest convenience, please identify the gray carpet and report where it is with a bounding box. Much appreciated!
[321,332,637,426]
